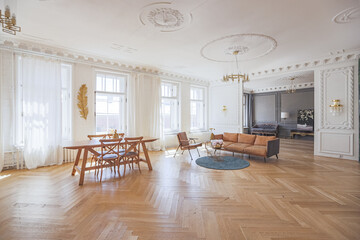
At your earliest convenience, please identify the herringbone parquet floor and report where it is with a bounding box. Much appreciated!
[0,139,359,240]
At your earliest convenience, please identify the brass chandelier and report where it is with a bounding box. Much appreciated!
[286,77,296,93]
[222,50,249,83]
[0,6,21,35]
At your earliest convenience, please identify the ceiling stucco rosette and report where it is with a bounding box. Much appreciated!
[139,2,192,32]
[201,33,277,62]
[332,7,360,24]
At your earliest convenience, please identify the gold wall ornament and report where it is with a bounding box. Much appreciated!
[77,84,89,120]
[0,6,21,35]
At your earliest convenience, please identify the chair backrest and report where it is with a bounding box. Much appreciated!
[88,134,107,140]
[124,137,143,155]
[177,132,189,146]
[99,138,123,158]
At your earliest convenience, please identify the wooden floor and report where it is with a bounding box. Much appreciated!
[0,139,360,240]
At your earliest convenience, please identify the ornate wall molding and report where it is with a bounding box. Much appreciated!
[320,66,354,130]
[0,38,209,85]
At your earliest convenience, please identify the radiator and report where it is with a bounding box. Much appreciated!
[63,148,77,163]
[3,147,25,170]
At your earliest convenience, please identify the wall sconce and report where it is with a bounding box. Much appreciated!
[329,99,343,116]
[222,105,227,111]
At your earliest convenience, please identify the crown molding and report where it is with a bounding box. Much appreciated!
[247,82,314,94]
[210,49,360,84]
[0,37,210,85]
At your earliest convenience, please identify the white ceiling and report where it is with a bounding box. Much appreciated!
[1,0,360,81]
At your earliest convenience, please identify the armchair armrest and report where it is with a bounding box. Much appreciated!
[267,138,280,157]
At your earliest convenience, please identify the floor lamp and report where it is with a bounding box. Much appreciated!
[281,112,289,138]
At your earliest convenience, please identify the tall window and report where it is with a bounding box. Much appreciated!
[95,72,127,134]
[161,81,180,133]
[190,86,206,131]
[15,60,72,144]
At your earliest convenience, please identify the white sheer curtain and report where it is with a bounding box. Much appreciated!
[0,49,16,172]
[20,55,63,169]
[127,73,165,150]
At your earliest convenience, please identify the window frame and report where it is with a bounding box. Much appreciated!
[161,80,181,134]
[61,63,73,141]
[190,85,207,132]
[94,70,128,134]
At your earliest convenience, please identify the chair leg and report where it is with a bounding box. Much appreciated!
[123,160,127,177]
[100,162,104,182]
[196,148,200,157]
[233,152,234,157]
[188,149,193,160]
[182,150,185,155]
[137,160,141,173]
[264,157,267,163]
[174,145,180,157]
[276,154,278,159]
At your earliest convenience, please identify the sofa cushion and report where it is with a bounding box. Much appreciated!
[225,143,251,152]
[238,133,256,144]
[223,141,235,148]
[244,145,267,157]
[223,132,238,142]
[254,135,276,146]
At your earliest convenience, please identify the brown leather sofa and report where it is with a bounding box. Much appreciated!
[213,132,280,162]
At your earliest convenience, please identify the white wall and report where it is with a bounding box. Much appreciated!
[72,63,96,141]
[209,83,243,134]
[314,60,359,161]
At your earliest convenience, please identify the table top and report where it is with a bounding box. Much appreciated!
[63,137,158,149]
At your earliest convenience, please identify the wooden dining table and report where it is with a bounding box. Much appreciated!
[63,137,158,185]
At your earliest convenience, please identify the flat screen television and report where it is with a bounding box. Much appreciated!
[297,109,314,131]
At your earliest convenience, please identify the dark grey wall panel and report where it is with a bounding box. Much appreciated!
[252,88,314,138]
[254,94,276,123]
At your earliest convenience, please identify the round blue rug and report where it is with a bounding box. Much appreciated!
[195,156,250,170]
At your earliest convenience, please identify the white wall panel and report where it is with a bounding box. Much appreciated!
[315,60,359,161]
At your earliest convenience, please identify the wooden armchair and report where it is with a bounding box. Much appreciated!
[174,132,202,160]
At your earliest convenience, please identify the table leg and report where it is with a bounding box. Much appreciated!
[71,148,82,176]
[79,148,88,186]
[141,142,152,170]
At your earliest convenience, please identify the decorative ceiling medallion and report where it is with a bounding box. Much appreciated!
[148,8,184,28]
[201,33,277,62]
[332,7,360,24]
[139,2,192,32]
[224,46,249,55]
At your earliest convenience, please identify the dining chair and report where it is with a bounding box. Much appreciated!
[87,134,109,170]
[96,138,123,182]
[174,132,202,160]
[120,137,143,176]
